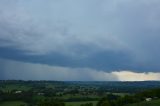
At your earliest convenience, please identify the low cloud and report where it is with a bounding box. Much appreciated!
[0,58,118,81]
[1,59,160,81]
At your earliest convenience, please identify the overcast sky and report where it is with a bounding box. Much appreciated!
[0,0,160,81]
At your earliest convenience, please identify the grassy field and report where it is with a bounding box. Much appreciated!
[112,93,130,97]
[65,101,98,106]
[0,101,97,106]
[0,101,27,106]
[126,99,160,106]
[60,94,99,99]
[0,85,31,92]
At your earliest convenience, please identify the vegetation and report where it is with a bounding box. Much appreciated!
[66,101,97,106]
[125,99,160,106]
[0,101,27,106]
[97,88,160,106]
[38,98,65,106]
[0,80,160,106]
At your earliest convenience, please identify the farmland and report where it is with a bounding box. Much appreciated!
[65,101,98,106]
[125,99,160,106]
[0,101,27,106]
[0,80,160,106]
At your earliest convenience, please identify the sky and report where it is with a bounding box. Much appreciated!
[0,0,160,81]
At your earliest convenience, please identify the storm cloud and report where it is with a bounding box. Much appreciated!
[1,59,160,81]
[0,0,160,80]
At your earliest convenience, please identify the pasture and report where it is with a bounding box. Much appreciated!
[0,101,27,106]
[126,99,160,106]
[65,101,98,106]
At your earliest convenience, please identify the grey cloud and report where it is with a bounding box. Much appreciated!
[0,0,129,55]
[1,58,160,81]
[0,58,118,81]
[0,0,160,72]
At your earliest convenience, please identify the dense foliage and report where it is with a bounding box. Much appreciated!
[97,88,160,106]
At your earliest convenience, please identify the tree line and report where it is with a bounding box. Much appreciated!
[97,88,160,106]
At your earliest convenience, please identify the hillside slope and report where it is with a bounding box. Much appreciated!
[126,99,160,106]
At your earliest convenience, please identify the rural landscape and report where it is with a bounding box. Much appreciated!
[1,0,160,106]
[0,80,160,106]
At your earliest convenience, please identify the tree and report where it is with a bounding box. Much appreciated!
[101,100,111,106]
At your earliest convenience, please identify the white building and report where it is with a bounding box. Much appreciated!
[15,91,22,94]
[145,98,152,102]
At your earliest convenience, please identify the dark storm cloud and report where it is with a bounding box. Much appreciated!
[0,0,160,77]
[0,59,160,81]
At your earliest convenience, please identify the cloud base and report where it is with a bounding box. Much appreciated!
[1,59,160,81]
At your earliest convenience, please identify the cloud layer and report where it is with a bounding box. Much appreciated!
[0,0,160,78]
[1,58,160,81]
[0,0,127,55]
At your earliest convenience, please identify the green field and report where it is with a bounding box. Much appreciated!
[126,99,160,106]
[0,85,31,92]
[65,101,98,106]
[0,101,97,106]
[112,93,130,97]
[0,101,27,106]
[60,94,99,99]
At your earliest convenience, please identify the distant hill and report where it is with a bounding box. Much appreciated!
[1,80,160,93]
